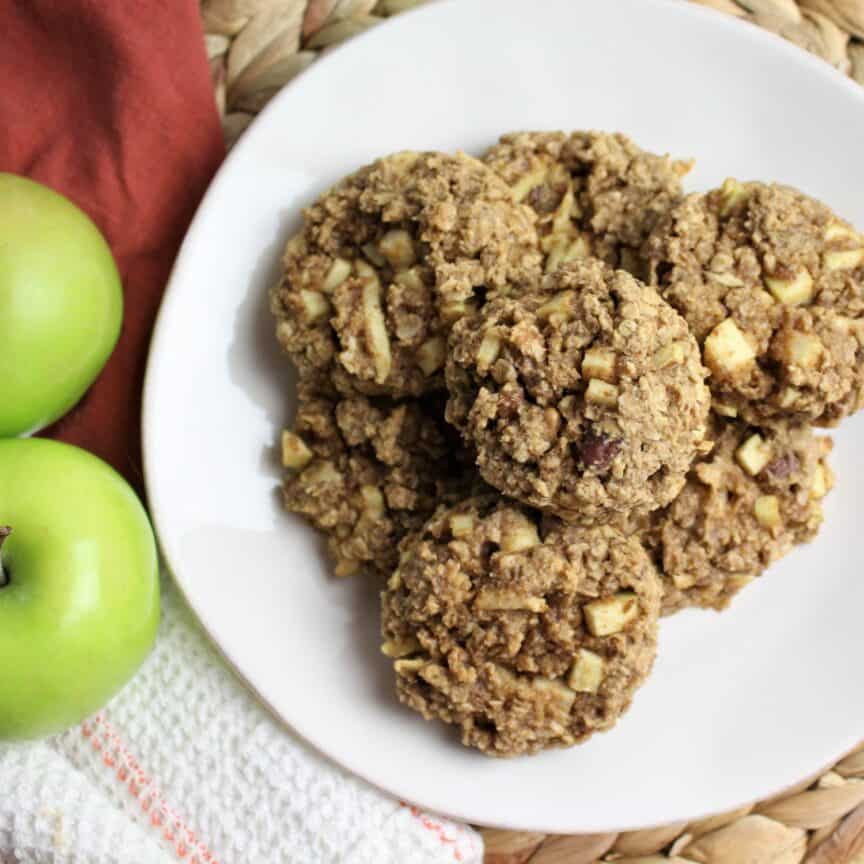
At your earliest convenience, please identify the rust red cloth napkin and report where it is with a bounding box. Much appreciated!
[1,0,225,492]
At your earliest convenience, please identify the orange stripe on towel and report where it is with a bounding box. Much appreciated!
[402,802,482,862]
[81,714,219,864]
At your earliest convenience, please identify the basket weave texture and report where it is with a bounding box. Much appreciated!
[201,1,864,861]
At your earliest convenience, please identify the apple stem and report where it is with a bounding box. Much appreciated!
[0,526,10,588]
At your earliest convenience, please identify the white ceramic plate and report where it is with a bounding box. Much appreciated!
[143,0,864,833]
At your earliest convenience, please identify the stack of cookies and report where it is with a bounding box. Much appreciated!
[270,131,861,756]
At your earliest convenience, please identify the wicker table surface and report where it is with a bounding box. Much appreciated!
[200,1,864,861]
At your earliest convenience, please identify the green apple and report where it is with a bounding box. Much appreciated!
[0,438,159,739]
[0,173,123,437]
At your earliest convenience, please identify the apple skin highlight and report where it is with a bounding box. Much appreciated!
[0,438,159,740]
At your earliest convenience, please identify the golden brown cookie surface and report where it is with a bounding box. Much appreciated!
[271,151,542,399]
[381,496,661,756]
[484,130,690,279]
[645,414,833,614]
[645,180,864,426]
[446,259,711,524]
[281,385,474,578]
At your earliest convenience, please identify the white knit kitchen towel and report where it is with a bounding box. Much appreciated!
[0,575,483,864]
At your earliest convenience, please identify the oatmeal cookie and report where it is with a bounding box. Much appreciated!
[445,259,711,524]
[484,130,690,278]
[645,414,833,614]
[645,180,864,425]
[271,151,541,399]
[381,496,661,756]
[280,386,473,578]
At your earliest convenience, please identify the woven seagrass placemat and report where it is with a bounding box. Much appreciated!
[200,1,864,860]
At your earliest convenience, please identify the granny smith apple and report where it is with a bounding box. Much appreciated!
[0,438,159,739]
[0,174,123,437]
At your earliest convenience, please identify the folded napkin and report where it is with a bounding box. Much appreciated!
[2,0,224,489]
[0,4,482,861]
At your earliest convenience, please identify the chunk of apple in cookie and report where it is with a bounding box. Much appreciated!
[381,636,421,658]
[394,657,427,674]
[440,299,477,324]
[765,268,814,306]
[357,261,392,383]
[824,222,859,243]
[322,257,352,293]
[777,330,823,369]
[704,318,755,378]
[824,248,864,271]
[778,386,802,408]
[532,677,577,709]
[811,464,830,500]
[584,592,638,637]
[476,331,502,370]
[449,513,475,538]
[568,649,605,693]
[652,341,687,369]
[416,336,446,376]
[500,515,541,553]
[754,495,781,529]
[359,485,385,518]
[281,431,313,470]
[717,178,749,217]
[361,242,386,268]
[713,401,738,418]
[334,557,361,578]
[582,347,617,382]
[735,434,773,476]
[545,235,590,275]
[299,290,331,323]
[394,267,424,293]
[475,590,547,612]
[537,290,576,321]
[585,379,619,407]
[378,229,416,270]
[822,221,864,269]
[304,460,341,485]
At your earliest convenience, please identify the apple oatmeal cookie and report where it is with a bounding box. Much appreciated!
[645,180,864,426]
[445,259,711,524]
[381,496,661,756]
[280,385,474,578]
[271,151,541,399]
[484,130,690,279]
[646,414,834,614]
